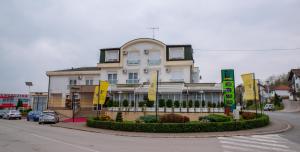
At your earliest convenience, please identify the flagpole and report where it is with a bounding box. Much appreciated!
[155,70,159,122]
[253,73,258,118]
[97,80,101,117]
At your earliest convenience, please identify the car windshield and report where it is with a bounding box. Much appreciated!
[43,112,55,116]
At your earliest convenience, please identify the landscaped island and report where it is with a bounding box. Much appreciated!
[86,112,269,133]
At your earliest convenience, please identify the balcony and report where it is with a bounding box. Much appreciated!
[127,60,140,65]
[126,79,139,84]
[148,59,161,66]
[108,79,118,85]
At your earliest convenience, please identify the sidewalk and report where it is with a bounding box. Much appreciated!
[51,118,292,138]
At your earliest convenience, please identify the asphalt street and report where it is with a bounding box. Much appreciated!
[0,101,300,152]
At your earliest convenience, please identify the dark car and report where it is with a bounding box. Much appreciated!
[27,111,42,122]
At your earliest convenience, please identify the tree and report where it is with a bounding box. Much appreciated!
[207,101,212,108]
[16,99,23,110]
[166,99,173,108]
[122,99,129,107]
[188,100,193,107]
[202,100,206,107]
[182,101,187,108]
[194,100,200,108]
[146,100,154,107]
[174,100,180,108]
[159,99,165,107]
[273,93,282,106]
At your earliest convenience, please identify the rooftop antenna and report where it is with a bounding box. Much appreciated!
[148,27,159,39]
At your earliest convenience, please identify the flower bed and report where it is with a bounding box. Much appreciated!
[86,114,269,133]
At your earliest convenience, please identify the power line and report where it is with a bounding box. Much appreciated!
[193,48,300,52]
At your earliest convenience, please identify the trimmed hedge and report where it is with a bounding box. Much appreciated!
[87,114,269,133]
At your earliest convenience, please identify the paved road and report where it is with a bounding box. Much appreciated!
[0,100,300,152]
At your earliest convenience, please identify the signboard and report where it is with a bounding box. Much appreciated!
[0,94,30,108]
[93,81,109,105]
[233,109,240,120]
[241,73,259,100]
[148,71,158,101]
[221,69,236,112]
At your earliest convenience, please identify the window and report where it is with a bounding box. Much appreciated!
[85,79,93,85]
[69,79,77,85]
[108,73,118,84]
[127,72,138,84]
[148,51,161,65]
[105,50,119,62]
[169,47,184,59]
[127,51,140,65]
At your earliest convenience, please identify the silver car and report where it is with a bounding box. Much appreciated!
[39,111,59,124]
[3,110,22,120]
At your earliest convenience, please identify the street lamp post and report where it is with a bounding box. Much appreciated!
[25,82,33,109]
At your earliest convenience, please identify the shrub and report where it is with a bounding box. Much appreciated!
[107,100,114,107]
[166,99,173,108]
[122,99,129,107]
[174,100,180,108]
[212,103,216,108]
[160,113,190,123]
[87,114,269,133]
[139,115,158,123]
[146,100,154,107]
[138,101,145,107]
[115,111,123,122]
[202,100,206,107]
[99,114,112,121]
[241,112,257,120]
[220,102,224,107]
[130,101,134,107]
[188,100,193,107]
[182,101,187,108]
[159,99,165,107]
[113,101,119,107]
[194,100,200,108]
[202,114,231,122]
[207,102,212,108]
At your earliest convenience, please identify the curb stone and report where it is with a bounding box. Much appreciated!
[50,119,292,138]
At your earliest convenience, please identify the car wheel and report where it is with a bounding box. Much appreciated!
[38,122,42,124]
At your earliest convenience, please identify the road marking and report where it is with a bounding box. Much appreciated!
[30,133,101,152]
[218,134,296,152]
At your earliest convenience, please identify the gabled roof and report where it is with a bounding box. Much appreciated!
[288,69,300,81]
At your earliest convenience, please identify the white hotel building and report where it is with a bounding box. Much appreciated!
[46,38,223,113]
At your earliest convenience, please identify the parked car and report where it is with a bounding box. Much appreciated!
[27,111,42,122]
[264,104,275,111]
[39,110,59,124]
[0,109,8,118]
[3,110,22,120]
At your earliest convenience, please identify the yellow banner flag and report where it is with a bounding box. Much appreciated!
[148,71,158,102]
[93,81,109,105]
[241,73,259,100]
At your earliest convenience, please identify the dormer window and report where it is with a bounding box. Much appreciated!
[105,50,119,62]
[169,47,184,60]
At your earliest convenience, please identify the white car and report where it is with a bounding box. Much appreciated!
[39,111,59,124]
[264,104,275,111]
[3,110,22,120]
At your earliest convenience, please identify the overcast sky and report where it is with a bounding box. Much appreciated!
[1,0,300,93]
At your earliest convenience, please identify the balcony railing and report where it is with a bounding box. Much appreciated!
[126,79,139,84]
[148,59,161,66]
[127,60,140,65]
[108,79,118,84]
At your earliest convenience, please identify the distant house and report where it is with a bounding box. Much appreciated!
[271,85,290,99]
[288,69,300,101]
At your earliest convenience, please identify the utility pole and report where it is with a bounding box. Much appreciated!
[148,27,159,39]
